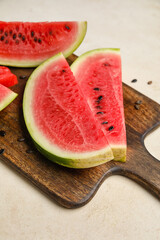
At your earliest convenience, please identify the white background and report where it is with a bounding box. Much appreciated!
[0,0,160,239]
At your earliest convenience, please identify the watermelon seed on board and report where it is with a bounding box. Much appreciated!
[134,104,140,110]
[26,149,34,154]
[17,137,26,142]
[0,149,5,154]
[19,75,27,79]
[131,79,137,83]
[135,100,142,105]
[147,81,152,85]
[0,130,6,136]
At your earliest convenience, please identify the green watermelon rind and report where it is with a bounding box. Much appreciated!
[34,140,114,169]
[0,88,18,111]
[71,48,127,162]
[0,21,87,68]
[23,53,114,169]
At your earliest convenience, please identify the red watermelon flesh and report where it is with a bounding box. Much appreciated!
[0,21,87,67]
[23,53,114,168]
[0,83,18,111]
[0,66,18,87]
[71,49,126,161]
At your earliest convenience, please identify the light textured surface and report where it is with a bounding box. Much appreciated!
[0,0,160,239]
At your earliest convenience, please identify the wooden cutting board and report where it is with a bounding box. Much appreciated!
[0,54,160,208]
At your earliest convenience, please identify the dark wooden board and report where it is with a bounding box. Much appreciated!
[0,54,160,208]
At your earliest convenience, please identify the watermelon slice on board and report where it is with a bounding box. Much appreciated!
[71,49,127,161]
[0,83,18,111]
[23,53,114,168]
[0,21,87,67]
[0,66,18,87]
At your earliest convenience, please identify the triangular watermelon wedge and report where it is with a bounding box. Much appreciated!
[0,83,18,111]
[23,53,114,168]
[71,49,127,161]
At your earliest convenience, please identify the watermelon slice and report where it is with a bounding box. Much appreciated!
[0,83,18,111]
[0,21,87,67]
[71,49,127,161]
[23,53,114,168]
[0,66,18,87]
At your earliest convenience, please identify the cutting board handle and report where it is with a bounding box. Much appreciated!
[119,123,160,199]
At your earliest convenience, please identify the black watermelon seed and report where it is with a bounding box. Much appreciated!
[0,29,3,34]
[0,149,4,154]
[22,35,25,41]
[103,63,110,66]
[49,30,52,35]
[9,30,12,35]
[31,31,34,37]
[0,130,6,136]
[15,39,19,45]
[17,137,25,142]
[65,25,70,30]
[93,88,100,91]
[135,100,142,105]
[96,111,104,115]
[34,37,37,42]
[62,69,66,72]
[0,36,4,41]
[98,95,103,101]
[13,33,16,39]
[108,126,114,131]
[38,38,42,43]
[5,40,8,44]
[18,33,22,38]
[26,149,33,154]
[19,75,27,79]
[102,121,108,124]
[96,106,102,109]
[147,81,152,85]
[4,31,8,36]
[131,79,137,83]
[134,104,140,110]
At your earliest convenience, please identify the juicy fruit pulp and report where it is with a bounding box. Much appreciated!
[23,53,114,168]
[71,49,127,161]
[0,66,18,87]
[0,83,18,111]
[0,21,87,67]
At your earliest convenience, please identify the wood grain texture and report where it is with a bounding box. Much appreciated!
[0,54,160,208]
